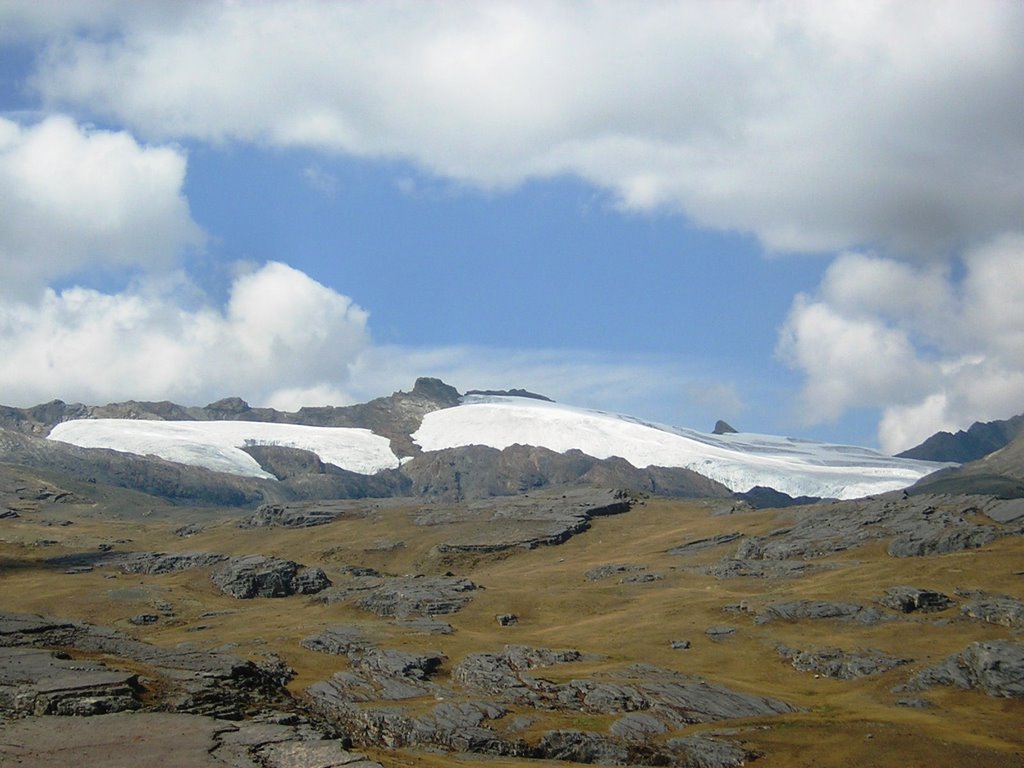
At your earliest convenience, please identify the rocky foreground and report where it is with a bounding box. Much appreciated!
[3,395,1024,767]
[1,465,1023,768]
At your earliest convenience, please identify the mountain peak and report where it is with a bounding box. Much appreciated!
[712,419,738,435]
[410,378,462,406]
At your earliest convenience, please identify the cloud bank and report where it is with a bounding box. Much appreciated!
[0,261,369,408]
[2,3,1022,450]
[30,0,1024,255]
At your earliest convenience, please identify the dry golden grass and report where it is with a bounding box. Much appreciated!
[1,493,1022,767]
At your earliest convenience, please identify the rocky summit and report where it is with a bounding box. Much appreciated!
[0,386,1022,767]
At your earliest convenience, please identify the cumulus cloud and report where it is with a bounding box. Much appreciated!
[0,115,203,296]
[0,262,369,408]
[29,0,1024,255]
[779,234,1024,452]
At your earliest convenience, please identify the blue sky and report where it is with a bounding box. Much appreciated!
[1,2,1022,452]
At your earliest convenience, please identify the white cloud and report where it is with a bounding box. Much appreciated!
[29,1,1024,255]
[779,234,1024,452]
[0,262,369,408]
[0,115,203,297]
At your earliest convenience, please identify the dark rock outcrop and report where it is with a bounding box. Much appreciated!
[725,492,1014,568]
[465,388,554,402]
[734,486,822,509]
[712,420,738,435]
[416,488,636,552]
[877,586,954,613]
[211,555,331,599]
[403,445,731,503]
[0,646,142,716]
[238,500,372,529]
[0,611,296,720]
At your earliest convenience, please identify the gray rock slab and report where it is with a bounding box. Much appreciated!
[396,618,455,634]
[978,497,1024,524]
[698,559,836,579]
[354,575,478,617]
[120,551,228,574]
[0,713,231,768]
[776,644,910,679]
[756,600,886,625]
[0,712,383,768]
[665,735,751,768]
[728,493,1013,566]
[417,488,635,552]
[0,646,141,716]
[301,625,371,655]
[609,711,666,740]
[959,593,1024,629]
[905,640,1024,697]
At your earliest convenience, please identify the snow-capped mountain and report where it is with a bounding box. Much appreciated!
[45,391,949,500]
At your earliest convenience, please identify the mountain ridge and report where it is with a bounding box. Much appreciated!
[898,413,1024,463]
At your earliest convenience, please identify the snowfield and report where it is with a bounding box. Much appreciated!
[48,419,400,479]
[46,395,950,499]
[411,395,950,499]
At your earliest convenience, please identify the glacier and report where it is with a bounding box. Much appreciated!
[45,395,950,499]
[411,395,950,500]
[47,419,400,479]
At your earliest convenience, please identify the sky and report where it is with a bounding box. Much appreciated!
[0,1,1022,453]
